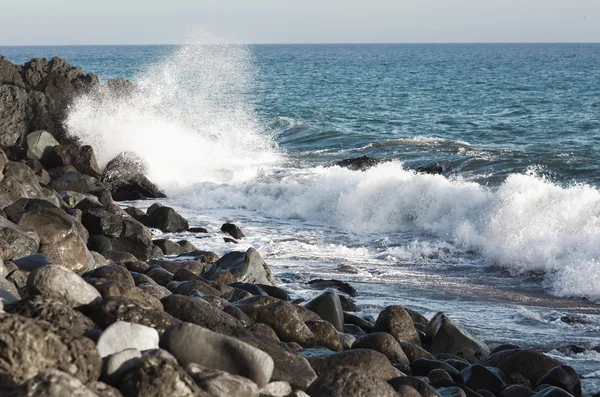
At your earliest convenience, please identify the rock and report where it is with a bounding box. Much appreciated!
[374,306,421,346]
[427,313,490,363]
[536,366,581,397]
[145,206,188,232]
[207,248,276,286]
[146,267,174,286]
[221,222,245,239]
[415,162,452,175]
[0,313,101,388]
[256,284,291,301]
[89,297,180,336]
[410,358,459,378]
[82,208,124,238]
[186,363,259,397]
[307,278,357,296]
[260,381,292,396]
[396,385,423,397]
[97,321,159,358]
[49,171,97,193]
[177,240,196,252]
[177,249,219,264]
[0,238,14,261]
[88,234,114,253]
[101,348,142,386]
[27,264,101,307]
[4,295,97,335]
[109,216,154,261]
[5,369,98,397]
[88,264,136,287]
[161,294,250,337]
[152,239,184,255]
[25,130,59,161]
[0,161,61,208]
[171,278,220,296]
[302,291,344,332]
[0,216,40,258]
[532,386,576,397]
[118,355,201,397]
[7,199,94,273]
[306,349,401,380]
[101,152,166,201]
[400,342,436,362]
[161,322,274,387]
[498,385,535,397]
[0,85,28,148]
[482,349,561,386]
[353,333,410,366]
[0,277,20,304]
[306,368,399,397]
[335,155,381,171]
[88,381,125,397]
[43,144,101,178]
[306,320,344,351]
[459,364,506,395]
[189,227,208,233]
[151,259,205,275]
[388,376,441,397]
[344,312,375,333]
[428,369,455,388]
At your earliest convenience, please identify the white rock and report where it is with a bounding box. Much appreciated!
[97,321,159,358]
[27,265,100,307]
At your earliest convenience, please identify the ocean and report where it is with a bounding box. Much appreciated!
[2,42,600,393]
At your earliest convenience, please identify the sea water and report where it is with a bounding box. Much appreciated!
[3,40,600,393]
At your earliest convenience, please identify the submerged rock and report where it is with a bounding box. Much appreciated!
[334,155,381,171]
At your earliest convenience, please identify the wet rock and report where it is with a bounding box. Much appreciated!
[90,297,180,336]
[482,349,561,386]
[396,385,424,397]
[207,248,276,286]
[536,366,581,397]
[400,342,436,362]
[152,259,205,275]
[4,295,97,335]
[186,362,259,397]
[427,313,490,363]
[109,216,154,261]
[152,239,184,255]
[498,385,535,397]
[353,332,410,365]
[428,369,455,388]
[237,337,317,390]
[307,278,357,296]
[388,376,441,397]
[177,249,219,264]
[88,234,114,253]
[0,216,40,258]
[137,284,171,300]
[171,278,221,296]
[415,162,451,175]
[161,322,274,387]
[306,320,344,351]
[82,208,123,238]
[177,240,196,252]
[118,355,201,397]
[97,321,159,358]
[221,222,245,239]
[101,152,166,201]
[306,348,401,380]
[302,290,344,332]
[335,155,381,171]
[256,284,291,301]
[5,369,97,397]
[344,312,375,333]
[161,294,250,337]
[374,305,421,346]
[27,264,101,307]
[306,367,399,397]
[532,386,576,397]
[459,364,506,394]
[145,206,188,232]
[146,266,174,286]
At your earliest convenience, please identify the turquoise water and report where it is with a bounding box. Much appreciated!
[3,43,600,393]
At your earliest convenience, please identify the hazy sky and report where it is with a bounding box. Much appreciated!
[1,0,599,45]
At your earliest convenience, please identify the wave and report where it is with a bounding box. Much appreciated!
[65,33,280,189]
[173,163,600,300]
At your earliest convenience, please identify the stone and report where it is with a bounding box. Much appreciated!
[344,312,375,333]
[153,239,184,255]
[12,253,49,271]
[207,248,276,286]
[97,321,159,358]
[335,155,381,171]
[259,381,292,396]
[161,322,275,387]
[374,306,421,346]
[498,385,535,397]
[5,369,98,397]
[221,222,245,239]
[88,234,114,253]
[0,238,14,261]
[82,208,124,238]
[532,387,576,397]
[410,358,460,378]
[536,366,581,397]
[427,313,490,363]
[306,320,344,351]
[27,264,101,307]
[109,216,154,261]
[25,130,59,161]
[437,387,468,397]
[482,349,561,386]
[353,333,410,366]
[0,216,40,258]
[162,294,250,336]
[186,363,259,397]
[145,206,188,232]
[306,368,399,397]
[101,152,165,201]
[87,381,125,397]
[177,240,196,252]
[49,171,97,193]
[102,348,142,386]
[43,144,101,178]
[388,376,441,397]
[177,249,219,264]
[401,342,436,362]
[88,264,136,287]
[307,278,357,296]
[459,364,506,394]
[302,291,344,332]
[306,349,401,380]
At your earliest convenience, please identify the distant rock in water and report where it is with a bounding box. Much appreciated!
[101,151,166,201]
[335,155,381,171]
[415,162,452,175]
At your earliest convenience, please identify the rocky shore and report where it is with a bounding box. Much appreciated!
[0,55,590,397]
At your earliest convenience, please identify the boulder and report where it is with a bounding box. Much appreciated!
[302,291,344,332]
[306,349,401,380]
[335,155,381,171]
[498,385,535,397]
[109,216,154,261]
[388,376,441,397]
[427,313,490,363]
[353,333,410,366]
[43,144,101,178]
[374,306,421,346]
[532,387,576,397]
[49,172,97,193]
[0,161,61,207]
[101,348,142,387]
[87,265,135,287]
[27,264,101,307]
[0,85,28,148]
[409,358,459,378]
[0,216,40,258]
[536,366,581,397]
[186,363,259,397]
[482,349,561,386]
[306,320,344,351]
[25,130,59,161]
[307,278,358,296]
[5,369,98,397]
[459,364,506,395]
[306,368,399,397]
[161,322,275,387]
[221,222,245,239]
[145,206,188,232]
[152,239,184,255]
[101,152,166,201]
[207,248,276,286]
[97,321,159,358]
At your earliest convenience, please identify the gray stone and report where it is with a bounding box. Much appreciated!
[306,348,401,381]
[27,264,101,307]
[186,363,259,397]
[353,333,410,366]
[306,368,399,397]
[0,213,40,258]
[97,321,159,358]
[102,348,142,386]
[302,291,344,332]
[5,369,97,397]
[26,130,60,161]
[374,305,421,346]
[208,248,276,286]
[259,381,292,397]
[427,313,490,363]
[162,322,275,387]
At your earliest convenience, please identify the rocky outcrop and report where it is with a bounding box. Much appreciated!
[101,152,165,201]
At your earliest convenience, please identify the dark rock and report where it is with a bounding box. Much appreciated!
[344,312,375,333]
[88,234,114,253]
[428,369,455,388]
[27,264,101,307]
[176,240,196,252]
[306,320,344,351]
[108,216,154,261]
[388,376,441,397]
[353,333,410,366]
[189,227,208,233]
[437,387,468,397]
[531,386,576,397]
[88,265,135,287]
[339,294,359,312]
[307,368,399,397]
[124,207,148,224]
[171,278,221,296]
[102,348,142,387]
[256,283,291,301]
[229,282,268,296]
[307,278,357,296]
[498,385,535,397]
[177,249,219,264]
[161,322,274,387]
[206,248,276,286]
[145,206,188,232]
[49,171,97,193]
[185,362,258,396]
[0,161,61,208]
[536,366,581,397]
[415,162,452,175]
[459,364,506,394]
[306,349,401,380]
[560,314,592,325]
[82,208,123,238]
[161,294,250,337]
[410,358,459,378]
[221,222,245,239]
[482,349,561,386]
[248,323,279,341]
[556,345,586,355]
[374,305,421,346]
[302,290,344,332]
[427,313,490,363]
[0,216,40,258]
[446,358,471,372]
[101,151,166,201]
[43,144,101,178]
[335,155,381,171]
[224,237,237,243]
[152,239,184,255]
[400,342,436,362]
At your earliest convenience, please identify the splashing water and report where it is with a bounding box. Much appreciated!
[65,33,280,189]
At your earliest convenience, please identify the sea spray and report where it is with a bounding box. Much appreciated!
[65,33,280,189]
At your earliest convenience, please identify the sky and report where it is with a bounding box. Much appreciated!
[1,0,599,45]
